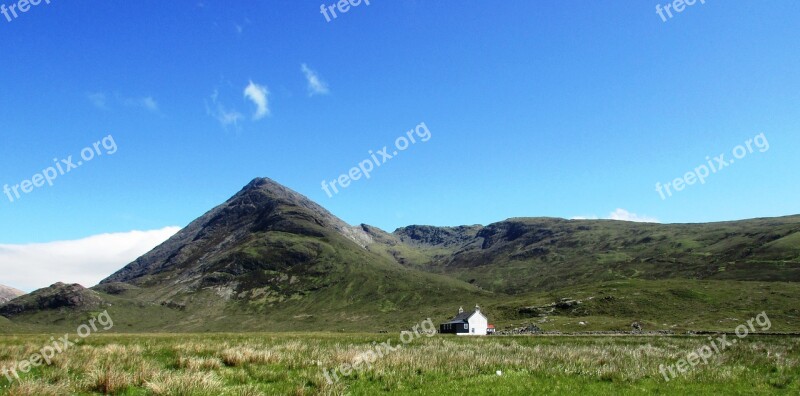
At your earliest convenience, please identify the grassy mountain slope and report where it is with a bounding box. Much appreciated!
[370,217,800,294]
[87,178,487,331]
[2,178,799,333]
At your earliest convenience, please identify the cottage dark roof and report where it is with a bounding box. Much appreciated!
[446,310,475,324]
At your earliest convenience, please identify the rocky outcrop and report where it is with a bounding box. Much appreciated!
[393,225,482,248]
[0,283,105,318]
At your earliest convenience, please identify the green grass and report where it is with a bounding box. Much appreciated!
[384,216,800,295]
[0,333,796,395]
[5,278,800,335]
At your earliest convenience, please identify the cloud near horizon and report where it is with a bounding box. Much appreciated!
[572,208,659,223]
[0,227,180,293]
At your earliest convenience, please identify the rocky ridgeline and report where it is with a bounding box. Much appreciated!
[0,283,105,318]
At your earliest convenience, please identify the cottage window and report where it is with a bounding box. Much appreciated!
[464,324,468,330]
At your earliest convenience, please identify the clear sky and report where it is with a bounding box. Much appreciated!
[1,1,798,265]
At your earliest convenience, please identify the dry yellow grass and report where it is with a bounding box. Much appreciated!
[0,333,795,395]
[144,372,222,395]
[219,346,277,366]
[178,356,223,371]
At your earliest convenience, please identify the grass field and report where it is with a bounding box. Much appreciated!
[0,333,797,395]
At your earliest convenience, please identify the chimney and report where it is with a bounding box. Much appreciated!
[458,306,464,314]
[475,304,480,312]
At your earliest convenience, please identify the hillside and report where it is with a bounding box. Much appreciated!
[0,282,104,318]
[367,217,800,294]
[92,178,486,331]
[1,178,798,333]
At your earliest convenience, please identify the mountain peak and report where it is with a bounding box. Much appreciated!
[102,177,372,285]
[242,177,286,192]
[0,285,25,304]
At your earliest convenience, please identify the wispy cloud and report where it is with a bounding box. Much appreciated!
[206,89,243,128]
[143,97,159,111]
[88,92,160,113]
[87,92,108,110]
[243,80,270,120]
[234,18,250,34]
[301,63,330,96]
[0,227,181,292]
[124,96,159,112]
[572,209,659,223]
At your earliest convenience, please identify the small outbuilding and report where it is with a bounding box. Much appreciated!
[439,305,489,336]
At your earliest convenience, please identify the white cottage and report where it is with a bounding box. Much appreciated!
[439,305,489,336]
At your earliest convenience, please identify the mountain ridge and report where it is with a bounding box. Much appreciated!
[2,177,799,333]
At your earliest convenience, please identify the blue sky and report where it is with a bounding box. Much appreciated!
[1,1,799,286]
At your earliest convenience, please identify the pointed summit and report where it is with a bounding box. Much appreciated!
[0,285,25,304]
[101,177,372,285]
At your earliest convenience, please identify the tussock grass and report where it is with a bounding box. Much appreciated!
[0,333,796,395]
[178,356,223,371]
[145,372,222,395]
[220,346,276,366]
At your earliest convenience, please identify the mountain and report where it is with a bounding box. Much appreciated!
[0,285,25,304]
[2,177,799,333]
[369,217,800,294]
[92,178,485,331]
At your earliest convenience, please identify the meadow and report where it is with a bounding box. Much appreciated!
[0,333,797,395]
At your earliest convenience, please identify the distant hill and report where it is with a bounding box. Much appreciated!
[0,285,24,304]
[2,178,799,333]
[0,283,104,319]
[368,216,800,294]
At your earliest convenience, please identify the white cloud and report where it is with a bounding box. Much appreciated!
[301,64,330,96]
[608,209,659,223]
[215,106,243,126]
[243,80,270,120]
[89,92,159,113]
[571,209,659,223]
[206,89,243,127]
[0,227,180,292]
[570,215,599,220]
